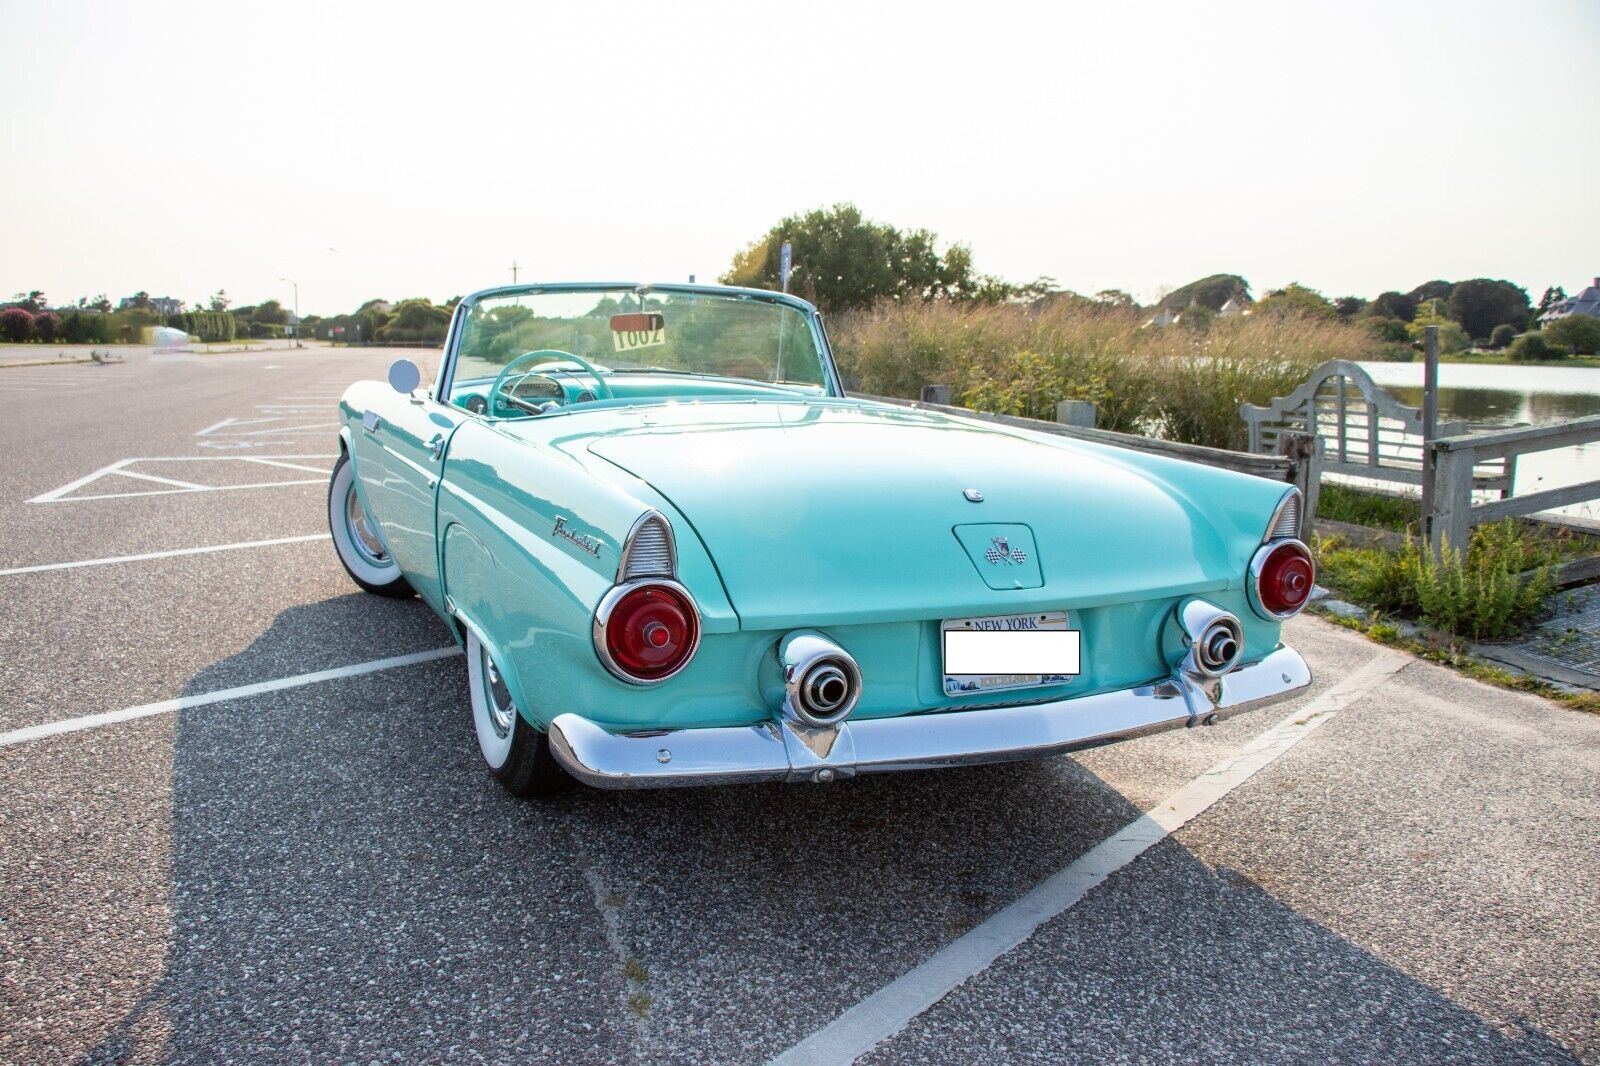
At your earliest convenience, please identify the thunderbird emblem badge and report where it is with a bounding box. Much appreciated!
[984,536,1027,565]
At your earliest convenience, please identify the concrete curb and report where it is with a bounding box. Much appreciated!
[0,357,96,369]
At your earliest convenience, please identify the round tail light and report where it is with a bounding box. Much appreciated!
[595,582,700,683]
[1250,540,1315,620]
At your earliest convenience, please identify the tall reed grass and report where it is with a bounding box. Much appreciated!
[831,300,1384,450]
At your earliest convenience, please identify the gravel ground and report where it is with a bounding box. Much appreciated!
[0,347,1594,1064]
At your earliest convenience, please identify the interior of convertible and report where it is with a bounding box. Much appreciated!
[445,288,832,419]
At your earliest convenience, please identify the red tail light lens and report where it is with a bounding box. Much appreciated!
[1252,540,1315,619]
[597,582,700,683]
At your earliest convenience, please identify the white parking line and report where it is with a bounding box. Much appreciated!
[30,455,335,503]
[0,533,330,576]
[0,647,461,749]
[769,651,1412,1066]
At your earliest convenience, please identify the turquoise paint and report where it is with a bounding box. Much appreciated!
[338,282,1296,735]
[952,524,1043,590]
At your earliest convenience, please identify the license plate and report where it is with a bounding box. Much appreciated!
[942,611,1080,696]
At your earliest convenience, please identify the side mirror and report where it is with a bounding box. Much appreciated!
[388,359,422,395]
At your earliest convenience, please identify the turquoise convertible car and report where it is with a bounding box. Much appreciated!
[331,283,1314,796]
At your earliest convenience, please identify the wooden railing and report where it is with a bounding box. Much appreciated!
[853,391,1321,530]
[1422,414,1600,557]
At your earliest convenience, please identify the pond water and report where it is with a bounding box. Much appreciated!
[1352,361,1600,523]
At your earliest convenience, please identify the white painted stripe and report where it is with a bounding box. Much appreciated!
[194,417,237,435]
[35,478,325,502]
[28,458,131,502]
[238,457,332,474]
[0,647,461,748]
[0,533,330,576]
[769,651,1412,1066]
[109,468,210,490]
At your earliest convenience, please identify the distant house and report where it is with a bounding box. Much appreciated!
[1540,278,1600,326]
[118,295,183,316]
[1217,295,1251,319]
[1145,307,1181,328]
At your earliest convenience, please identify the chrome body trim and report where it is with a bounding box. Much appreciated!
[1266,487,1304,541]
[778,630,863,727]
[617,509,678,583]
[591,579,703,685]
[547,644,1311,789]
[1247,539,1314,621]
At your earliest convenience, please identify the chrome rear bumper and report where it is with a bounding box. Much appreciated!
[547,645,1311,789]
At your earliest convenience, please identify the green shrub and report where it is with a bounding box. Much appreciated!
[1507,332,1568,361]
[1363,316,1410,344]
[1314,520,1556,641]
[1489,324,1517,349]
[1543,314,1600,355]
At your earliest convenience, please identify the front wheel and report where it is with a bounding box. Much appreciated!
[328,451,412,597]
[466,629,575,798]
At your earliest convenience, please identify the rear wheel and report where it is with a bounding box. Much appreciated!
[466,629,575,798]
[328,451,412,597]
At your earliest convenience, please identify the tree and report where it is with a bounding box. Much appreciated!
[1254,283,1336,320]
[209,289,231,312]
[1364,317,1411,344]
[1544,314,1600,355]
[720,203,993,314]
[123,291,153,310]
[1333,296,1367,319]
[1447,278,1530,339]
[88,294,111,313]
[253,299,289,325]
[1488,324,1517,350]
[1408,280,1454,304]
[0,307,36,342]
[376,298,450,343]
[1407,302,1469,353]
[9,290,46,312]
[1159,273,1249,312]
[1369,291,1417,322]
[33,311,60,342]
[1093,289,1137,308]
[1535,286,1567,318]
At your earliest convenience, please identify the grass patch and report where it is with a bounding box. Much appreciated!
[626,991,653,1017]
[1313,520,1558,641]
[623,958,648,984]
[1440,350,1600,370]
[1315,609,1600,714]
[1317,483,1420,533]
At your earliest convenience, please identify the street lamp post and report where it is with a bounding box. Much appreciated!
[278,276,299,347]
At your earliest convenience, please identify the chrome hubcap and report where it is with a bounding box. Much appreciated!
[344,483,389,565]
[483,649,516,739]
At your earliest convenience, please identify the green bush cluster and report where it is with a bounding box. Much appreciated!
[1507,332,1568,361]
[168,310,237,342]
[1542,314,1600,356]
[1314,520,1557,641]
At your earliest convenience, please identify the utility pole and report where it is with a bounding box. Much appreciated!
[278,277,299,348]
[510,260,520,284]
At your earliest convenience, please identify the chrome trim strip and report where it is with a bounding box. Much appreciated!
[591,578,702,686]
[1265,487,1303,542]
[616,509,678,583]
[548,645,1312,789]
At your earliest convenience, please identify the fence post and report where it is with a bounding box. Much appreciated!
[1425,439,1473,559]
[1277,431,1321,534]
[1419,325,1440,525]
[1055,400,1096,428]
[920,384,951,405]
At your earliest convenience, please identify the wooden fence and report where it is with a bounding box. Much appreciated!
[1422,414,1600,557]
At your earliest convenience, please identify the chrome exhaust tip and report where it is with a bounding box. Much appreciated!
[778,630,862,728]
[1175,598,1245,679]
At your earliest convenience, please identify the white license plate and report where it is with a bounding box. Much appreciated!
[942,611,1080,696]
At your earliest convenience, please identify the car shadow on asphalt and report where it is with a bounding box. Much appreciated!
[80,596,1585,1064]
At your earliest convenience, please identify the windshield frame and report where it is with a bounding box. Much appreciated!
[433,282,844,408]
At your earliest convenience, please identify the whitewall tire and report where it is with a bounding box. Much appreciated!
[328,451,412,597]
[464,629,574,798]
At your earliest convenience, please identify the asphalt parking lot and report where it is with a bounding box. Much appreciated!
[1,346,1596,1065]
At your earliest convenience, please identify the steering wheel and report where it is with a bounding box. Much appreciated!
[488,349,612,417]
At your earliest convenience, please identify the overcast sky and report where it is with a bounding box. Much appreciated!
[3,0,1596,316]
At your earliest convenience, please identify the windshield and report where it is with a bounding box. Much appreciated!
[447,288,831,409]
